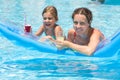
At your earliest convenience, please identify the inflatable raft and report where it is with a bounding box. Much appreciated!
[0,23,120,57]
[104,0,120,5]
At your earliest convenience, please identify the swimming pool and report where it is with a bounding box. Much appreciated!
[0,0,120,80]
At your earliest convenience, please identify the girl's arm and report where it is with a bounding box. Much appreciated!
[35,25,44,36]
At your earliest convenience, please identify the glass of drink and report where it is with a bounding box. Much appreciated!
[24,24,31,33]
[56,31,65,49]
[57,31,64,41]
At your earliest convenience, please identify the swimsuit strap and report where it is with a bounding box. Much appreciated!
[73,31,76,42]
[52,35,56,39]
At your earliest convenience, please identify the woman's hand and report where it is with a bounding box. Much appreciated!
[55,40,69,49]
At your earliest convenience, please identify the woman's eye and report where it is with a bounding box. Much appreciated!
[74,21,86,25]
[80,22,85,25]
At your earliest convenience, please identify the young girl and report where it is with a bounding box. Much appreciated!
[56,7,105,56]
[35,6,63,41]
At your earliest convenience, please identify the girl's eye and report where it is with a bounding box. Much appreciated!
[48,17,52,20]
[43,18,46,20]
[73,21,78,25]
[43,17,52,20]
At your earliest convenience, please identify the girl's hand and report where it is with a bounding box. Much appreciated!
[38,36,54,42]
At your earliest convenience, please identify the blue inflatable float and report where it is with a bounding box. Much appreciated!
[0,22,120,57]
[104,0,120,5]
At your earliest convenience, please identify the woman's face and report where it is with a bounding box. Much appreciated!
[43,12,56,28]
[73,14,89,34]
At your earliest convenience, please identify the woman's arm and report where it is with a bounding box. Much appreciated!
[56,40,95,56]
[56,29,103,56]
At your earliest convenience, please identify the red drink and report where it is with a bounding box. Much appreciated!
[24,25,31,33]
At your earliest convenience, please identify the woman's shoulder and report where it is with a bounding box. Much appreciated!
[93,28,105,39]
[68,29,75,33]
[93,28,103,34]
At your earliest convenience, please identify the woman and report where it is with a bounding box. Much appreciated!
[56,7,105,56]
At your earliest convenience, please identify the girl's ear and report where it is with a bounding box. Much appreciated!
[56,16,58,21]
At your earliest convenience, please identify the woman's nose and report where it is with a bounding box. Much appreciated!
[74,26,80,30]
[76,23,81,28]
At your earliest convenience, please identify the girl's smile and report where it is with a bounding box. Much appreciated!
[43,12,56,28]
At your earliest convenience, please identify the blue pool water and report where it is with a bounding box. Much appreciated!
[0,0,120,80]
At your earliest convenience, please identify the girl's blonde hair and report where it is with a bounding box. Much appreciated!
[42,6,58,21]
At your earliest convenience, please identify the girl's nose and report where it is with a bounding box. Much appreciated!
[44,18,49,22]
[45,19,48,22]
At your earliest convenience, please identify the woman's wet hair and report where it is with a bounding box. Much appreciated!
[42,6,58,21]
[72,7,93,25]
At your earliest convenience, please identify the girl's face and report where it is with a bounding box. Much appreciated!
[43,12,56,28]
[73,14,89,34]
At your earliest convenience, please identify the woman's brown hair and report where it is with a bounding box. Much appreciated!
[72,7,93,25]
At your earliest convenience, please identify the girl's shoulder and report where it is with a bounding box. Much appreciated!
[40,25,45,29]
[55,24,61,28]
[55,24,62,30]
